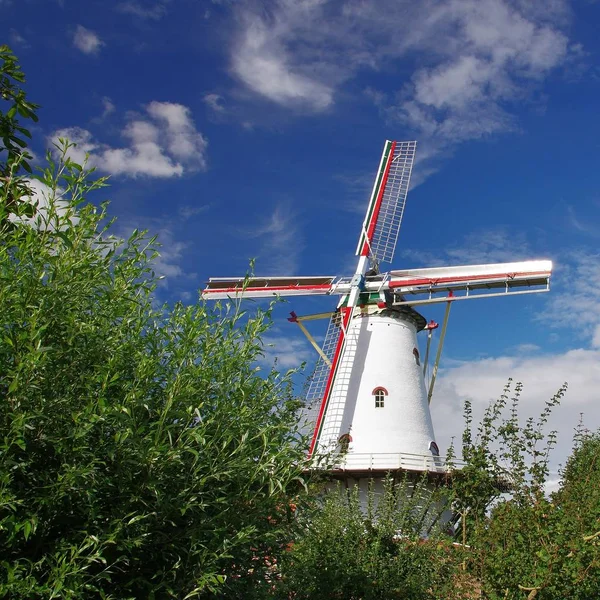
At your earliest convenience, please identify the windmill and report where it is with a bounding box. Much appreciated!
[202,140,552,501]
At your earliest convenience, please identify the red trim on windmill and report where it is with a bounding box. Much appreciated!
[372,386,388,395]
[360,141,397,257]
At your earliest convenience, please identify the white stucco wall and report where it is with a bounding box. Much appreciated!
[316,308,438,467]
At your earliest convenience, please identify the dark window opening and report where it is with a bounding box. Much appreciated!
[413,347,420,366]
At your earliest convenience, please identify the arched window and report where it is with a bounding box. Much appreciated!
[372,386,388,408]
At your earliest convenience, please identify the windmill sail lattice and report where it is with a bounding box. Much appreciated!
[357,140,416,266]
[307,310,362,456]
[304,313,343,427]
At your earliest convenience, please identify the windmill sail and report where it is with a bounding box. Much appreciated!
[389,260,552,304]
[356,140,417,266]
[203,275,336,299]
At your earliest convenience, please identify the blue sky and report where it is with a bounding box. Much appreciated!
[4,0,600,480]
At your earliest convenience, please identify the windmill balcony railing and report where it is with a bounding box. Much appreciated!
[315,451,466,473]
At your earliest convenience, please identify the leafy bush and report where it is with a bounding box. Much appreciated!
[473,427,600,600]
[277,478,466,600]
[0,49,310,596]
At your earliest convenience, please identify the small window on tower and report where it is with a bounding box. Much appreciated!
[373,387,388,408]
[413,347,420,366]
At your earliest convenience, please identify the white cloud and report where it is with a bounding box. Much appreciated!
[49,101,208,178]
[203,93,225,113]
[539,250,600,344]
[227,0,577,174]
[432,348,600,476]
[146,101,207,166]
[230,2,334,111]
[10,178,75,230]
[73,25,104,55]
[261,334,314,369]
[386,0,571,173]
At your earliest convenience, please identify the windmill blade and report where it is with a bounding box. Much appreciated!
[388,260,552,305]
[202,275,336,300]
[356,140,417,267]
[306,307,354,458]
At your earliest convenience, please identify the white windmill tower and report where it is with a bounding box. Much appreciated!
[202,140,552,506]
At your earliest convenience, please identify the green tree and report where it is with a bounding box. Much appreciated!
[1,95,309,600]
[0,45,39,228]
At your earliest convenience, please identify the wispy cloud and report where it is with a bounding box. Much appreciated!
[116,0,170,20]
[112,215,195,285]
[261,333,313,369]
[401,229,600,348]
[400,228,534,267]
[101,96,115,118]
[538,249,600,344]
[152,226,189,280]
[566,204,600,237]
[72,25,104,55]
[50,101,208,178]
[241,202,304,275]
[203,93,226,113]
[227,0,578,175]
[178,204,210,219]
[230,2,335,111]
[9,28,29,48]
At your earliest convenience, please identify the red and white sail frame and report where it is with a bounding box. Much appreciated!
[202,276,336,299]
[356,140,416,266]
[202,261,551,302]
